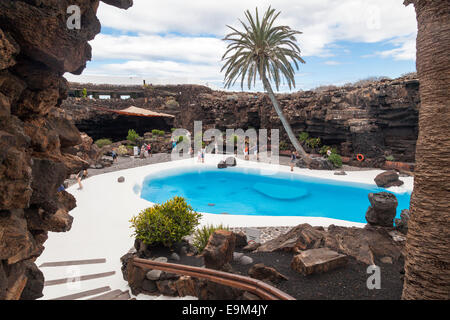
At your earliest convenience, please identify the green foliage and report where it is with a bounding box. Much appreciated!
[127,129,140,143]
[299,132,309,142]
[319,145,330,155]
[152,129,165,136]
[117,145,128,156]
[328,153,343,168]
[279,141,289,151]
[178,136,185,143]
[95,138,112,148]
[221,7,305,91]
[82,88,87,98]
[306,137,321,149]
[385,155,395,161]
[130,197,202,248]
[171,128,176,133]
[192,224,230,253]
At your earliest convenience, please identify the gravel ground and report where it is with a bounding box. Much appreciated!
[230,251,404,300]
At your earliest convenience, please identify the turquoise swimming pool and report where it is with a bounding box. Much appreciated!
[140,167,411,223]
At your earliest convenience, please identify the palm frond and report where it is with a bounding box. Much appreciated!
[221,6,306,91]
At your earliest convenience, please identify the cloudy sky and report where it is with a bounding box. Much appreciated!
[64,0,418,92]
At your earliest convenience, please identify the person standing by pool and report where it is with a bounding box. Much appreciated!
[111,148,118,163]
[147,143,152,157]
[290,150,297,172]
[201,145,206,163]
[76,169,88,190]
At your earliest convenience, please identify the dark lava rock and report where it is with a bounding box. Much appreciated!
[202,230,236,270]
[118,176,125,183]
[296,157,334,170]
[217,161,227,169]
[248,263,288,283]
[225,157,237,167]
[233,231,248,248]
[374,171,404,188]
[365,192,398,227]
[395,209,410,234]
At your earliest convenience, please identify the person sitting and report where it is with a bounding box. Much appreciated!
[76,169,88,190]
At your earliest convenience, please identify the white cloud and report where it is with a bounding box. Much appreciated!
[91,34,226,65]
[324,61,341,66]
[67,0,417,87]
[374,35,417,60]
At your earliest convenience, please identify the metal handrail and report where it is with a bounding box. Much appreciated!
[132,258,295,300]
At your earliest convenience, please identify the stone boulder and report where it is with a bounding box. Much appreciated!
[233,231,248,248]
[395,209,410,234]
[324,225,403,265]
[291,248,348,275]
[248,263,288,283]
[202,230,236,270]
[374,171,404,188]
[297,157,334,170]
[256,224,325,253]
[365,192,398,227]
[225,157,237,167]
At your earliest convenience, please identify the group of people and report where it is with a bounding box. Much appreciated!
[139,143,152,158]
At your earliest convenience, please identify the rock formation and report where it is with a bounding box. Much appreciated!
[0,0,132,300]
[62,75,419,163]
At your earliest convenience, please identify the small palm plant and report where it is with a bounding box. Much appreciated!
[221,7,310,163]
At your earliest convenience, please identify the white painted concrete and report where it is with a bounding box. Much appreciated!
[36,154,413,300]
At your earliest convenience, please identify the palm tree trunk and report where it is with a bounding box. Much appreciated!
[402,0,450,300]
[261,75,311,164]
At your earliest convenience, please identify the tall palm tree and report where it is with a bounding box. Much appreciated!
[221,7,311,164]
[402,0,450,300]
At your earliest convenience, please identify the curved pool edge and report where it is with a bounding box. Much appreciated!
[68,154,413,228]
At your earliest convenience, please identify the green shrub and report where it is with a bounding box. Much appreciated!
[328,153,343,168]
[129,197,202,247]
[279,141,289,151]
[117,145,129,156]
[306,137,321,149]
[178,136,185,143]
[82,88,87,98]
[299,132,309,142]
[192,224,230,253]
[152,129,165,136]
[319,145,330,155]
[95,138,112,148]
[127,129,140,143]
[171,128,176,133]
[385,155,395,161]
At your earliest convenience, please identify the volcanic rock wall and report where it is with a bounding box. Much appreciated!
[63,76,420,162]
[0,0,131,300]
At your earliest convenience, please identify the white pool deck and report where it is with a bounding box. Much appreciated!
[36,154,413,300]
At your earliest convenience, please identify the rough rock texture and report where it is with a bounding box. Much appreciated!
[374,171,405,188]
[248,263,288,283]
[0,0,131,300]
[291,248,348,275]
[365,192,399,227]
[256,224,326,253]
[202,230,236,270]
[256,224,403,266]
[395,209,410,234]
[62,75,420,164]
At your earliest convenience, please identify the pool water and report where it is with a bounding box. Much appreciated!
[140,167,411,223]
